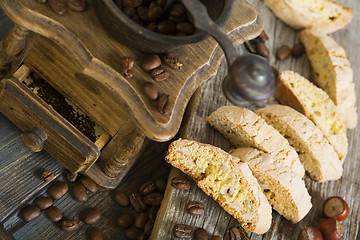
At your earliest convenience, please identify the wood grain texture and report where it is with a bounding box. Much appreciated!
[151,0,360,239]
[1,0,263,142]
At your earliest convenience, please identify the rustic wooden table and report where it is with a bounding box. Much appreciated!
[0,0,359,239]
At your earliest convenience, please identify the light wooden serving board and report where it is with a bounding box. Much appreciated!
[151,0,360,239]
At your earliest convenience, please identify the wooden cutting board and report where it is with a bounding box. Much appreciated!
[150,0,360,239]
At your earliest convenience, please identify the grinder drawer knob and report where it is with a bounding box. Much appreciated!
[21,127,48,152]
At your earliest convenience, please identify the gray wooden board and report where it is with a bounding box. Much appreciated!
[151,0,360,239]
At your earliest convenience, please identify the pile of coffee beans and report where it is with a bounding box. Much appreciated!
[114,0,195,36]
[36,0,87,15]
[113,177,167,239]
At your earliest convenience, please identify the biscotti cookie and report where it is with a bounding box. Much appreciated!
[256,104,343,182]
[230,148,312,223]
[206,106,305,178]
[299,29,357,129]
[276,71,348,161]
[264,0,353,34]
[165,139,272,234]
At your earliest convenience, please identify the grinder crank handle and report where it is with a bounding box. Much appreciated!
[181,0,275,103]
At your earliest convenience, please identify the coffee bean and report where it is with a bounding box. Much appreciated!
[148,206,159,220]
[117,212,134,229]
[144,192,163,206]
[125,228,142,240]
[123,6,136,18]
[130,193,147,212]
[142,54,161,72]
[157,20,176,34]
[48,0,67,15]
[41,170,54,183]
[122,0,143,8]
[21,206,41,222]
[156,0,166,7]
[256,42,270,58]
[292,43,305,58]
[168,14,187,23]
[186,201,205,216]
[80,176,97,193]
[89,227,104,240]
[66,171,78,182]
[171,176,191,190]
[73,183,88,202]
[164,52,183,70]
[143,82,159,100]
[131,14,142,24]
[210,236,223,240]
[258,30,269,42]
[148,5,163,21]
[154,178,167,193]
[194,228,208,240]
[83,209,102,225]
[119,56,134,78]
[47,206,63,223]
[173,224,192,238]
[144,219,154,235]
[134,212,149,229]
[169,3,185,17]
[66,0,86,12]
[151,67,169,82]
[35,197,53,210]
[137,232,148,240]
[225,227,241,240]
[137,5,149,22]
[146,22,158,31]
[176,22,195,35]
[140,181,157,195]
[61,219,80,232]
[114,191,130,207]
[49,182,69,200]
[276,45,292,60]
[157,94,172,115]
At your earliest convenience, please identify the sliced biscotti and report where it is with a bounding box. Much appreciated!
[264,0,353,34]
[165,139,272,234]
[230,148,312,223]
[276,71,348,161]
[206,106,305,178]
[299,29,357,129]
[256,104,343,182]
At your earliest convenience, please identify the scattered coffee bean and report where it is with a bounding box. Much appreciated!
[164,52,183,70]
[46,206,63,223]
[117,212,134,229]
[61,219,80,232]
[169,3,185,17]
[130,193,147,212]
[210,236,223,240]
[49,182,69,200]
[256,42,270,58]
[114,191,130,207]
[148,206,159,220]
[73,183,88,202]
[119,56,135,78]
[186,201,205,216]
[151,67,170,81]
[35,197,53,210]
[125,228,142,240]
[80,176,98,193]
[173,224,192,238]
[134,212,149,230]
[41,170,55,183]
[292,42,305,58]
[226,227,241,240]
[144,192,163,206]
[154,178,166,193]
[171,176,191,190]
[122,0,142,8]
[89,227,104,240]
[157,20,177,34]
[143,82,159,100]
[148,5,163,21]
[157,94,172,115]
[83,209,102,225]
[258,30,269,42]
[142,54,161,72]
[176,22,195,35]
[276,45,292,60]
[21,206,41,222]
[194,228,209,240]
[48,0,67,15]
[140,181,157,195]
[144,219,154,235]
[66,171,78,182]
[66,0,87,12]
